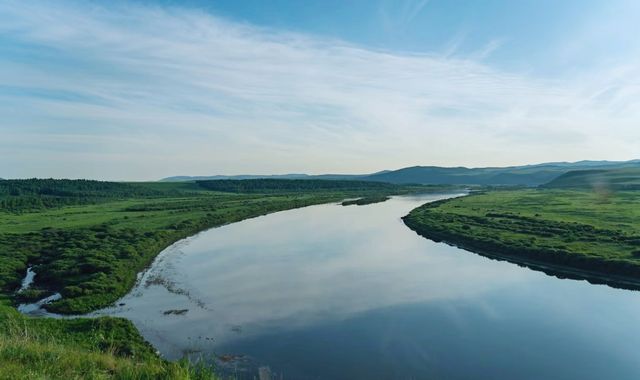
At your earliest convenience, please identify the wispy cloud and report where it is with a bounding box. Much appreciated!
[377,0,430,34]
[400,0,430,24]
[0,1,638,180]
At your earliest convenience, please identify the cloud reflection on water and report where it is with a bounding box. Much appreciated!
[98,194,528,355]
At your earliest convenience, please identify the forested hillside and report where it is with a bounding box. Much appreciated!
[0,179,171,212]
[196,178,400,193]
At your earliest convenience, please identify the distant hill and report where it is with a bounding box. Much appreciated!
[543,168,640,190]
[161,174,307,181]
[162,160,640,186]
[160,173,384,182]
[196,178,399,193]
[361,160,640,186]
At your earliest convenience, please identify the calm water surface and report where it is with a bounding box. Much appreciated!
[97,194,640,379]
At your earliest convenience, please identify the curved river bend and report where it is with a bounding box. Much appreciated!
[95,194,640,379]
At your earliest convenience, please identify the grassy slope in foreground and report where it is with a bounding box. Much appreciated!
[0,299,215,380]
[403,189,640,286]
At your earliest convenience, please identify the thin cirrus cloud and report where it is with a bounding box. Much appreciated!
[0,1,638,180]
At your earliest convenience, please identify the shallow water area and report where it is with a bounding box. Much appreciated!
[16,267,63,317]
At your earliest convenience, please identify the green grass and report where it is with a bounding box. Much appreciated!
[0,301,216,380]
[403,189,640,285]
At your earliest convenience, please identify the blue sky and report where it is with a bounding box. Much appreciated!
[1,0,639,180]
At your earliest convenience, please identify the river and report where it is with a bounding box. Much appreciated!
[95,193,640,379]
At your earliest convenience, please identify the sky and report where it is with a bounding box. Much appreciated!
[1,0,640,180]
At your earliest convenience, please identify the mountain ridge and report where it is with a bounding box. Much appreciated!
[543,167,640,190]
[161,160,640,186]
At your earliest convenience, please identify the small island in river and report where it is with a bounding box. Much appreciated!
[341,196,390,206]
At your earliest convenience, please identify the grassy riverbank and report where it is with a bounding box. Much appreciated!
[0,178,444,378]
[403,189,640,287]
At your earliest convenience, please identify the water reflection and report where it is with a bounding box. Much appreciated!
[97,194,640,379]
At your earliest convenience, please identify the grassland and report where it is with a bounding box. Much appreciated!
[403,189,640,287]
[0,178,442,379]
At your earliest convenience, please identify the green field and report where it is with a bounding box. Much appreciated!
[403,189,640,287]
[0,178,442,379]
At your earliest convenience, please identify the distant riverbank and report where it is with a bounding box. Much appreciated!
[403,189,640,290]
